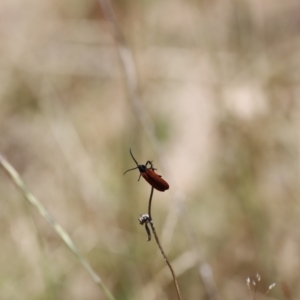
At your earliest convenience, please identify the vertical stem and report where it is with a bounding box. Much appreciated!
[148,186,154,220]
[147,187,182,300]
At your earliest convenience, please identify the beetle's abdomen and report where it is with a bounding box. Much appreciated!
[141,169,169,192]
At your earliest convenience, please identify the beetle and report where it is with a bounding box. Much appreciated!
[123,149,169,192]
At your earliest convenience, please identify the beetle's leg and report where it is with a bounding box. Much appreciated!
[145,160,157,171]
[137,173,142,181]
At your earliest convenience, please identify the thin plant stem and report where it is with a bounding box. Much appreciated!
[148,186,154,219]
[0,153,116,300]
[147,187,182,300]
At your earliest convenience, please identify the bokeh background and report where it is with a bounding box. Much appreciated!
[0,0,299,299]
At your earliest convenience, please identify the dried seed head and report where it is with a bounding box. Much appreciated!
[138,214,149,225]
[268,283,276,290]
[246,277,250,286]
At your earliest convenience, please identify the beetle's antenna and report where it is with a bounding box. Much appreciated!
[129,148,139,166]
[123,149,140,175]
[123,166,139,175]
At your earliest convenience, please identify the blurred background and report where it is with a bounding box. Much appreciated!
[0,0,299,299]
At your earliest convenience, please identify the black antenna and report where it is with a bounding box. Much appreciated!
[123,166,139,175]
[123,149,142,179]
[129,148,139,166]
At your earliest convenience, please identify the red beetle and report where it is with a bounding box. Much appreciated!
[124,149,169,192]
